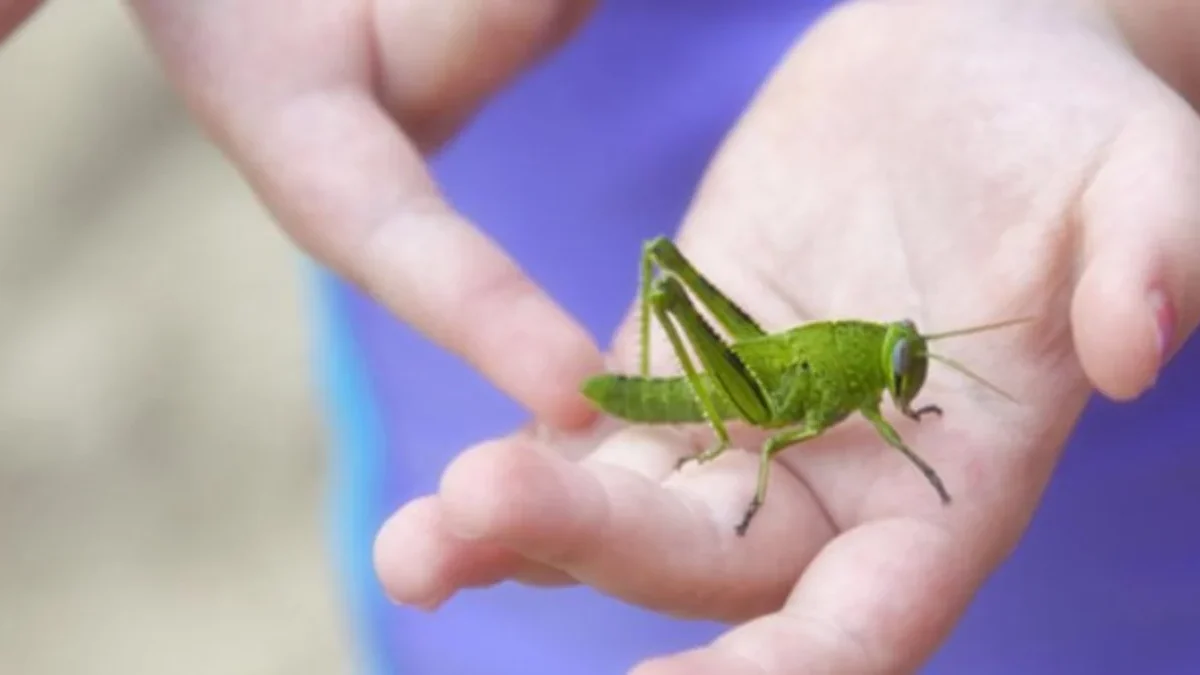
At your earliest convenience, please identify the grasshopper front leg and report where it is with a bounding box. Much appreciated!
[861,404,951,504]
[646,274,774,469]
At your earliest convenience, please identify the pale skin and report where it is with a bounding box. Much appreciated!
[5,0,1200,673]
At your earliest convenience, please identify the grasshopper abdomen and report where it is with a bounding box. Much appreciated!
[580,373,743,424]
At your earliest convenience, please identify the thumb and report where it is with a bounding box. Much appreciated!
[1071,104,1200,400]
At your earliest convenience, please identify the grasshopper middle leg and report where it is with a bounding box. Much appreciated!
[736,423,826,536]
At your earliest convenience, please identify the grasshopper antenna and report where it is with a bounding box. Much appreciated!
[922,316,1035,341]
[921,315,1035,403]
[927,352,1018,403]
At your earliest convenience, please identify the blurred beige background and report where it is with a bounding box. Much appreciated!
[0,2,356,673]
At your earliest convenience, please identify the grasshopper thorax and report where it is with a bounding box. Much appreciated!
[881,319,930,413]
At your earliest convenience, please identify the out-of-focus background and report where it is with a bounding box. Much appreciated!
[0,3,356,673]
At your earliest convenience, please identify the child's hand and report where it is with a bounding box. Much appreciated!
[124,0,604,430]
[376,2,1200,672]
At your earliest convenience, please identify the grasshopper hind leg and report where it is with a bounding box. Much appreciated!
[644,279,737,472]
[642,274,773,473]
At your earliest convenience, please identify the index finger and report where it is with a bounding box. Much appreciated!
[127,1,603,427]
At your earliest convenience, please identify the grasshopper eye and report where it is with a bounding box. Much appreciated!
[891,338,911,391]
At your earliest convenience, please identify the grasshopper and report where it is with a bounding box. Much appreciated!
[580,236,1029,537]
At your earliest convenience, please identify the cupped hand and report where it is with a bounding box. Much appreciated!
[375,2,1200,673]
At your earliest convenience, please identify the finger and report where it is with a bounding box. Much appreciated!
[1072,103,1200,400]
[374,0,595,150]
[226,90,604,428]
[127,1,602,427]
[374,495,572,609]
[373,419,628,605]
[634,518,987,675]
[0,0,43,42]
[127,0,596,152]
[437,429,836,622]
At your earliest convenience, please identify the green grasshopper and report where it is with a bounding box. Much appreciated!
[580,236,1029,537]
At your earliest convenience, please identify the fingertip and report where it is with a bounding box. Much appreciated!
[374,494,548,608]
[1073,107,1200,400]
[1070,246,1164,400]
[361,210,606,430]
[405,224,606,431]
[513,308,606,430]
[373,496,455,609]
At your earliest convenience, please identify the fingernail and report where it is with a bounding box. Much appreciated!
[1149,288,1175,369]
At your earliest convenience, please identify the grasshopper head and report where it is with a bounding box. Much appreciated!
[884,314,1034,411]
[882,319,929,412]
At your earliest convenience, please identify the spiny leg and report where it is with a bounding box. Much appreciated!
[649,276,773,470]
[647,281,737,469]
[736,424,822,537]
[645,236,765,339]
[637,235,766,377]
[861,405,951,504]
[637,240,655,377]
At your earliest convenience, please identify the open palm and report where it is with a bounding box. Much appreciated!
[375,3,1200,673]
